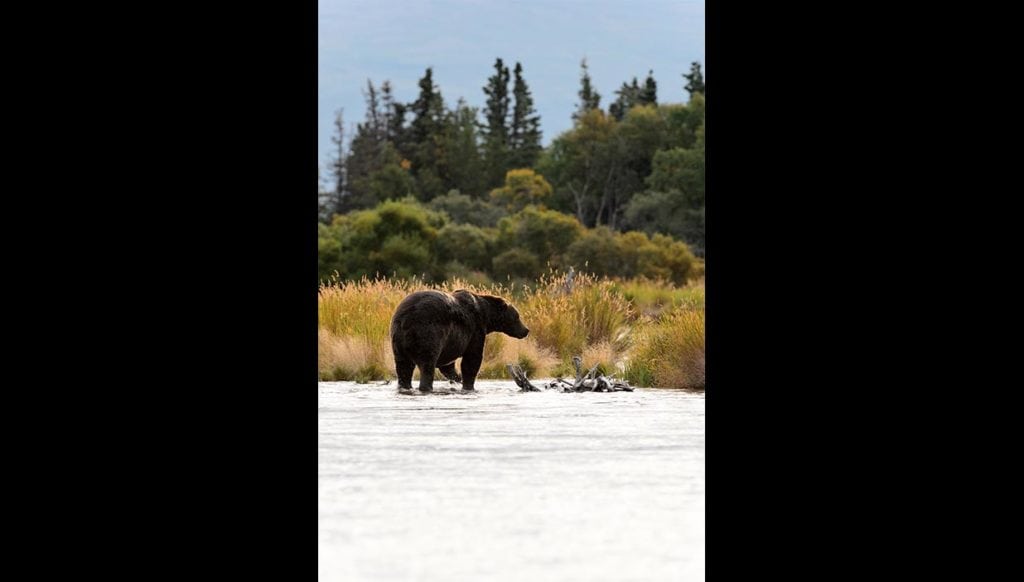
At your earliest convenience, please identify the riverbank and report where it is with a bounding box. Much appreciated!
[318,272,704,388]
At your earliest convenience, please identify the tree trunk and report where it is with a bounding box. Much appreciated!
[596,164,616,226]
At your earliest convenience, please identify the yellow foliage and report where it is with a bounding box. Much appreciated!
[489,168,553,211]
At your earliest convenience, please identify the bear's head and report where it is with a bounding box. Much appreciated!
[481,294,530,339]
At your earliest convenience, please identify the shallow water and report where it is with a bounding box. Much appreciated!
[318,380,705,581]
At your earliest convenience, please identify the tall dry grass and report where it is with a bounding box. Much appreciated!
[318,273,705,388]
[624,309,705,389]
[611,277,705,318]
[318,278,407,381]
[478,332,560,379]
[519,272,633,360]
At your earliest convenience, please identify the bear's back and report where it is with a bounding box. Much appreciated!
[391,290,475,332]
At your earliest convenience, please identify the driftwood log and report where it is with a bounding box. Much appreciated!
[507,355,634,393]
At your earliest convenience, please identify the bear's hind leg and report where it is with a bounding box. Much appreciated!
[417,362,436,392]
[395,355,415,392]
[438,362,462,384]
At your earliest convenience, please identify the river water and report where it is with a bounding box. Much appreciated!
[318,380,705,581]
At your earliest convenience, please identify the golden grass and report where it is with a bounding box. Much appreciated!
[317,328,395,382]
[317,273,704,388]
[478,334,560,379]
[611,277,705,318]
[624,309,705,389]
[519,272,633,360]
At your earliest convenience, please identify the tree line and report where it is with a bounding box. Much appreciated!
[319,58,706,282]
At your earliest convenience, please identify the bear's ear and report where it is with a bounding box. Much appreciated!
[482,295,509,310]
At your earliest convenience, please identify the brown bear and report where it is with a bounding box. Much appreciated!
[389,289,530,392]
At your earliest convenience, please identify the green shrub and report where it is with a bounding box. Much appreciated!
[429,190,505,227]
[497,206,584,267]
[436,223,495,272]
[564,227,621,277]
[489,169,554,212]
[492,248,542,280]
[317,198,449,282]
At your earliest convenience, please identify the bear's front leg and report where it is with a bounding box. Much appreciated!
[459,337,485,391]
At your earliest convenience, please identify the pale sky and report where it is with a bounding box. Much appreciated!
[318,0,705,186]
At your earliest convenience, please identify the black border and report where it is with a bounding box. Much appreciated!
[36,4,320,577]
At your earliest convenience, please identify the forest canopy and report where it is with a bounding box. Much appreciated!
[319,59,706,284]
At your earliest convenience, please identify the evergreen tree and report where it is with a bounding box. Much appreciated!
[641,70,657,105]
[442,99,486,197]
[318,165,335,223]
[366,142,416,202]
[410,68,444,146]
[343,80,391,210]
[609,77,641,120]
[408,67,448,200]
[382,80,411,160]
[363,79,384,138]
[329,109,346,203]
[509,61,542,170]
[684,61,705,97]
[573,58,601,122]
[481,58,511,187]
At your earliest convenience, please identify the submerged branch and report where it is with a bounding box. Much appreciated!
[509,356,634,393]
[507,364,543,391]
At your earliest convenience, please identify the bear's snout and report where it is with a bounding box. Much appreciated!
[515,326,530,339]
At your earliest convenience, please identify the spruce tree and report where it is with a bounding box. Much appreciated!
[410,68,444,147]
[609,77,641,120]
[363,79,383,139]
[381,80,411,160]
[573,58,601,121]
[509,61,542,170]
[408,67,448,200]
[318,165,333,223]
[684,61,705,97]
[343,80,392,209]
[329,109,346,201]
[641,70,657,105]
[481,58,511,187]
[442,98,486,196]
